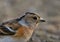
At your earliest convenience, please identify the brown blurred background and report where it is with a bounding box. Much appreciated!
[0,0,60,42]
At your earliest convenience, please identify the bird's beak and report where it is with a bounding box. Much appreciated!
[40,17,46,22]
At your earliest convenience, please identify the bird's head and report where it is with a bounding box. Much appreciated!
[18,12,46,28]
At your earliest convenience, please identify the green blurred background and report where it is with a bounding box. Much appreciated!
[0,0,60,42]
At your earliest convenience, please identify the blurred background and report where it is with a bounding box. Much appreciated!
[0,0,60,42]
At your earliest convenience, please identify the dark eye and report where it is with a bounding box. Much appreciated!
[33,17,37,20]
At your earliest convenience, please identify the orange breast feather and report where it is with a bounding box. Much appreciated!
[14,26,33,38]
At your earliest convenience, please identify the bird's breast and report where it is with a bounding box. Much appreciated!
[13,26,34,41]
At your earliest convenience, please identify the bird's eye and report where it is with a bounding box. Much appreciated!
[33,17,37,20]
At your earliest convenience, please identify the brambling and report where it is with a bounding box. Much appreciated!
[0,12,45,42]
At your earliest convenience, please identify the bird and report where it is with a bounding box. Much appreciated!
[0,12,45,42]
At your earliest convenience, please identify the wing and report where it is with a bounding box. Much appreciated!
[0,25,15,35]
[0,18,22,35]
